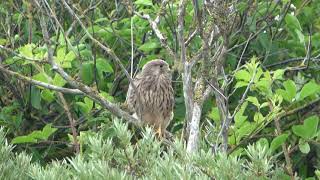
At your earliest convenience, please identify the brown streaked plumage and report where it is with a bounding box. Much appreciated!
[126,59,174,135]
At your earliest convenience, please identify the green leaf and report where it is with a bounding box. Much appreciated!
[19,43,35,59]
[96,58,114,78]
[100,91,115,103]
[256,79,271,94]
[292,115,319,140]
[236,2,248,13]
[247,96,260,107]
[56,47,66,61]
[270,134,288,152]
[11,124,57,144]
[55,46,75,68]
[76,102,90,114]
[235,115,247,128]
[235,81,248,89]
[80,62,94,85]
[298,81,320,101]
[235,70,251,82]
[256,138,269,148]
[276,80,296,102]
[65,51,76,62]
[283,80,297,101]
[258,33,270,50]
[29,130,46,140]
[237,122,255,141]
[84,97,94,111]
[138,41,160,52]
[80,49,93,60]
[52,73,67,87]
[295,29,305,44]
[94,17,108,23]
[31,86,41,110]
[208,107,221,122]
[33,72,49,84]
[263,71,272,82]
[76,98,94,114]
[235,102,248,128]
[0,38,6,45]
[299,140,310,154]
[260,102,269,109]
[135,0,153,6]
[316,170,320,180]
[41,124,58,139]
[272,69,285,80]
[253,112,264,123]
[41,89,55,103]
[12,136,37,144]
[285,14,302,31]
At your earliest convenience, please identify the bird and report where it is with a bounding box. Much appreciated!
[126,59,174,137]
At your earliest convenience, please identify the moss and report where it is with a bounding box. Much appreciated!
[194,78,205,103]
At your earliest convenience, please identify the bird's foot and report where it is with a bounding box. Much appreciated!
[155,126,163,138]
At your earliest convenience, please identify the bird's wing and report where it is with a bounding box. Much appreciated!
[125,74,142,113]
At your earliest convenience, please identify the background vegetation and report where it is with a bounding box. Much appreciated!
[0,0,320,179]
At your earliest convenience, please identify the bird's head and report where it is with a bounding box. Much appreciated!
[141,59,171,76]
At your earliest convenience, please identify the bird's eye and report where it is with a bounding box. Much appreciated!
[159,65,163,68]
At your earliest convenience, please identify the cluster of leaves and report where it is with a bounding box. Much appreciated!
[205,58,320,178]
[228,59,320,153]
[0,122,294,179]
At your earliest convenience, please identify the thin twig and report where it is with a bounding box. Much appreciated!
[205,79,227,100]
[302,31,312,66]
[57,93,80,153]
[231,68,257,118]
[264,57,320,68]
[271,103,294,179]
[185,28,198,46]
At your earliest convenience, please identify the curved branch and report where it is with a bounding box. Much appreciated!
[0,65,83,95]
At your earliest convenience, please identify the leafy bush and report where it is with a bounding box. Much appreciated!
[0,122,290,179]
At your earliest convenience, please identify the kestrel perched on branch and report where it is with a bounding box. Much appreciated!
[126,59,174,136]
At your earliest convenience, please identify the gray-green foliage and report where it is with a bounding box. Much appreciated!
[0,121,287,179]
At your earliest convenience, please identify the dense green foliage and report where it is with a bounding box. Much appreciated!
[0,0,320,179]
[0,124,291,179]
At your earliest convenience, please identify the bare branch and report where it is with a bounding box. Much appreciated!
[154,0,170,25]
[185,28,198,47]
[272,104,294,178]
[205,79,226,100]
[57,93,80,153]
[0,65,83,95]
[176,0,194,145]
[264,57,320,68]
[134,12,177,61]
[186,76,207,153]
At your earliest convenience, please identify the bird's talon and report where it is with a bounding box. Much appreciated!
[155,126,163,138]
